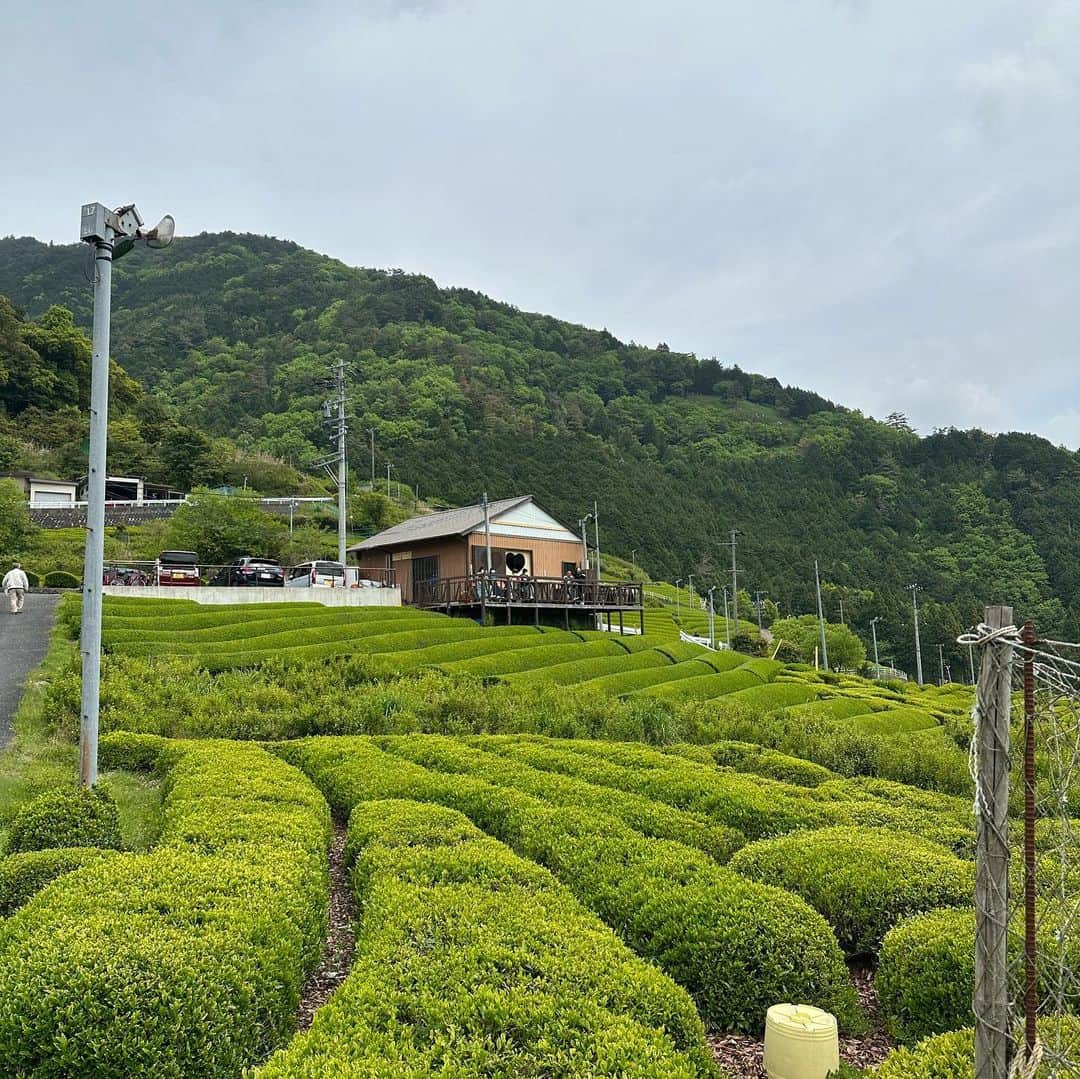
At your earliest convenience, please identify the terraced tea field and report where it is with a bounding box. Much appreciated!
[0,595,1057,1076]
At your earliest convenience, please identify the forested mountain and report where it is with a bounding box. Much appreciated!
[2,231,1077,677]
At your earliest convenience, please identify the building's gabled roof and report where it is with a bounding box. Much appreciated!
[349,495,533,552]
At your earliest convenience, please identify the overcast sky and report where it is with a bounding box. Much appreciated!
[4,1,1079,444]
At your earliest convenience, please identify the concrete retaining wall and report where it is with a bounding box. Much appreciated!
[102,586,401,607]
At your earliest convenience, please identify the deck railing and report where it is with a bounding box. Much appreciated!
[413,576,643,609]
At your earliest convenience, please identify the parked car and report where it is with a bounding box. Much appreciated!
[157,550,201,586]
[211,556,285,587]
[285,560,346,588]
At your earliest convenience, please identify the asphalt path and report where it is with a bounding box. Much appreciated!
[0,593,61,749]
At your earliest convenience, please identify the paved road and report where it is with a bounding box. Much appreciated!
[0,593,61,749]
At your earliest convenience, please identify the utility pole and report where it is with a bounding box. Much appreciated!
[706,587,716,649]
[333,359,348,567]
[938,643,945,686]
[386,461,393,498]
[578,515,591,571]
[754,590,766,635]
[77,200,173,788]
[482,492,492,574]
[722,586,732,648]
[366,427,375,489]
[814,559,829,671]
[729,529,739,633]
[675,579,682,620]
[593,500,601,579]
[630,550,637,577]
[870,616,881,678]
[909,583,924,687]
[688,574,695,609]
[838,597,845,625]
[968,643,976,685]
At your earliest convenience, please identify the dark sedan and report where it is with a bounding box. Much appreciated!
[211,556,286,587]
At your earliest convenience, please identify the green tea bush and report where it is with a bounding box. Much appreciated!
[378,628,581,671]
[637,668,762,702]
[728,827,974,955]
[0,738,330,1076]
[846,707,939,736]
[878,906,1080,1044]
[5,787,122,854]
[284,736,858,1032]
[379,734,743,861]
[722,682,819,711]
[0,848,119,916]
[580,659,716,696]
[42,570,80,588]
[445,640,642,678]
[708,741,836,786]
[504,650,663,687]
[874,1017,1080,1078]
[257,799,718,1078]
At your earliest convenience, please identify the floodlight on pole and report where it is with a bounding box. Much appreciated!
[77,201,173,788]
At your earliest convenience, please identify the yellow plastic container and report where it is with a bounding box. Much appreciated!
[763,1003,839,1079]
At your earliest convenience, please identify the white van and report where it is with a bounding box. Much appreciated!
[285,560,347,588]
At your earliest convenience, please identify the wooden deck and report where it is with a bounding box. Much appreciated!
[413,575,644,631]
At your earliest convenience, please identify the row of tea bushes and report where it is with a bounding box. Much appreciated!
[373,734,743,861]
[256,799,720,1078]
[728,826,975,955]
[279,736,859,1033]
[878,905,1080,1044]
[0,734,331,1077]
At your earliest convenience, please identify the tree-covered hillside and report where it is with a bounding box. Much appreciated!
[2,231,1078,676]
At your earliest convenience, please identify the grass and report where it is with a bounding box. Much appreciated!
[0,616,163,854]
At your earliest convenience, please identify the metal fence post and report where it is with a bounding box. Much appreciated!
[974,605,1014,1079]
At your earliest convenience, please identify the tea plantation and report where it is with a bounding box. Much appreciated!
[0,595,1073,1075]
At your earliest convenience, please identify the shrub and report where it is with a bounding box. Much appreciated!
[506,649,668,687]
[878,906,1080,1044]
[722,682,818,711]
[0,848,119,916]
[846,707,939,736]
[637,668,762,702]
[284,736,859,1033]
[729,827,974,955]
[0,738,331,1076]
[257,799,718,1078]
[43,570,80,588]
[580,659,716,696]
[5,787,122,854]
[874,1017,1080,1078]
[708,741,835,786]
[446,640,644,679]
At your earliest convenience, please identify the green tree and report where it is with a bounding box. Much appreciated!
[0,479,38,557]
[162,488,287,567]
[771,614,866,670]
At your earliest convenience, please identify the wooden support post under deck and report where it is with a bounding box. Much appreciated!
[619,611,624,635]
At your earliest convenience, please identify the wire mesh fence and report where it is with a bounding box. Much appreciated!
[964,611,1080,1078]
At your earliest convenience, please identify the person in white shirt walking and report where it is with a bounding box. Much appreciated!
[2,562,29,614]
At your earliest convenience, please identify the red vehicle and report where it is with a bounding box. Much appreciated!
[157,550,201,586]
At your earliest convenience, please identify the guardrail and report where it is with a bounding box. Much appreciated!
[101,560,396,589]
[414,576,643,609]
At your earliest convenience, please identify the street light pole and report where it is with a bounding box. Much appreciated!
[593,500,601,580]
[578,515,591,571]
[870,616,881,678]
[938,643,945,686]
[814,558,829,671]
[722,585,731,648]
[707,586,716,649]
[366,427,375,489]
[688,574,695,610]
[729,528,739,634]
[909,583,924,687]
[754,590,766,635]
[77,201,173,788]
[386,461,393,498]
[674,579,682,620]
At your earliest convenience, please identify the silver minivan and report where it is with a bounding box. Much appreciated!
[285,560,347,588]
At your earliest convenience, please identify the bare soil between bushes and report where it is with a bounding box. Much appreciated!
[709,963,893,1076]
[297,821,356,1031]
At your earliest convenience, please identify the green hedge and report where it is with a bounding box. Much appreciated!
[5,787,122,854]
[283,736,858,1033]
[874,1017,1080,1078]
[504,650,668,687]
[846,707,939,736]
[579,659,716,696]
[0,737,331,1076]
[42,570,80,588]
[736,657,783,682]
[636,668,762,702]
[708,741,836,786]
[783,698,877,721]
[878,906,1080,1044]
[379,734,743,861]
[483,736,832,838]
[729,826,974,955]
[720,682,819,711]
[379,628,580,671]
[442,639,629,678]
[0,848,119,916]
[256,799,718,1078]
